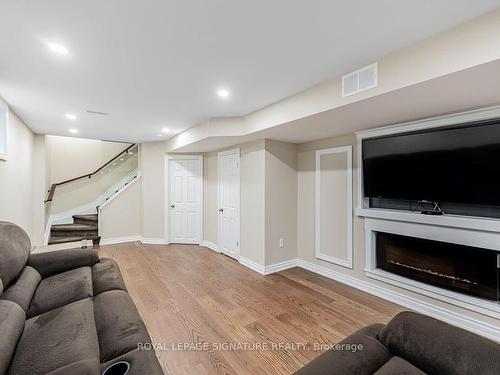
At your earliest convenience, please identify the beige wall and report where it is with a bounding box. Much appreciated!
[202,140,267,264]
[240,141,266,265]
[140,142,166,240]
[297,133,500,329]
[202,140,298,266]
[264,140,298,265]
[100,180,142,239]
[0,109,39,243]
[203,152,218,244]
[47,136,129,184]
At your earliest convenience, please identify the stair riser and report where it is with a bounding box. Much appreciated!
[51,230,98,237]
[73,218,98,225]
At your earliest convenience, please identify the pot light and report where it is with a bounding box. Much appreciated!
[47,42,68,56]
[69,128,78,134]
[157,134,163,137]
[217,88,230,98]
[119,158,124,161]
[162,127,171,133]
[65,113,77,120]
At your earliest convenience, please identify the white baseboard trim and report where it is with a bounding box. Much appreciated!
[98,236,167,246]
[239,257,298,275]
[200,240,219,252]
[141,237,167,245]
[296,259,500,342]
[263,258,299,275]
[239,257,266,275]
[100,236,142,246]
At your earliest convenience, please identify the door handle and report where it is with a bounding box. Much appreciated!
[218,208,224,212]
[170,204,175,208]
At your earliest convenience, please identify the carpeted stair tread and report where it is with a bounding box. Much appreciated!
[72,214,98,221]
[51,223,98,231]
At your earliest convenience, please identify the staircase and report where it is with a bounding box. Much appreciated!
[48,214,100,245]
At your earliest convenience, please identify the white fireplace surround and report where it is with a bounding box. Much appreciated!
[355,106,500,321]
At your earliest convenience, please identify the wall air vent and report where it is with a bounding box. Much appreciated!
[342,63,378,97]
[86,110,109,116]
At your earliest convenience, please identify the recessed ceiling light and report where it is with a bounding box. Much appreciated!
[119,158,124,161]
[156,134,163,137]
[65,113,77,120]
[69,128,78,134]
[112,162,116,166]
[217,88,230,98]
[162,127,170,133]
[47,42,69,56]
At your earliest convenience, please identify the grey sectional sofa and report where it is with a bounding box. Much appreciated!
[295,311,500,375]
[0,221,163,375]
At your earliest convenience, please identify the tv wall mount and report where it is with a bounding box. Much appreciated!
[418,201,445,216]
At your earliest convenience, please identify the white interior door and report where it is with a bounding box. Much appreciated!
[168,157,202,244]
[218,149,240,259]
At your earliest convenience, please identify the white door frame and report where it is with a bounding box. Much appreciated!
[217,148,241,259]
[165,154,203,245]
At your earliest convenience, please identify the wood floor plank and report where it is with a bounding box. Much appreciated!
[97,242,406,375]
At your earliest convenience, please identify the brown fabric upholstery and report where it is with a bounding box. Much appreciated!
[8,298,100,375]
[294,324,390,375]
[92,257,128,295]
[297,311,500,375]
[0,266,41,312]
[46,359,100,375]
[0,221,163,375]
[0,222,31,288]
[373,356,425,375]
[27,266,93,318]
[27,248,99,278]
[0,300,26,375]
[378,311,500,375]
[94,290,152,362]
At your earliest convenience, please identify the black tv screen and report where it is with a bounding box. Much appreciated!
[362,119,500,206]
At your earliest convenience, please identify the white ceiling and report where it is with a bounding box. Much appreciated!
[1,0,499,142]
[174,60,500,152]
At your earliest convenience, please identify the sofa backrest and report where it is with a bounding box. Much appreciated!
[0,222,31,292]
[379,311,500,375]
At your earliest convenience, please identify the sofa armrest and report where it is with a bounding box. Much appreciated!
[27,249,99,278]
[294,324,390,375]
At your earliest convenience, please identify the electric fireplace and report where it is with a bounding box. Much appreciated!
[376,232,500,302]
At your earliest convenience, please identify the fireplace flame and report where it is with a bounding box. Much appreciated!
[387,260,479,285]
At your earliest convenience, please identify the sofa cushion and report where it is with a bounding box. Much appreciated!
[8,298,100,375]
[294,324,391,375]
[92,257,128,295]
[379,311,500,375]
[94,290,152,362]
[1,266,41,312]
[0,300,26,375]
[27,267,93,318]
[0,222,31,289]
[46,359,100,375]
[101,348,164,375]
[28,249,99,278]
[374,356,426,375]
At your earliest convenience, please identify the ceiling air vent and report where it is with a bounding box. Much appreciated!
[342,63,377,97]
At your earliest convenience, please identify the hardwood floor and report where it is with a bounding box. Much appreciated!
[98,242,405,375]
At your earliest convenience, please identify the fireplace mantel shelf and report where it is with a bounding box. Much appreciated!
[355,208,500,234]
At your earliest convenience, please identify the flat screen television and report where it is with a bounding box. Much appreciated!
[362,119,500,206]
